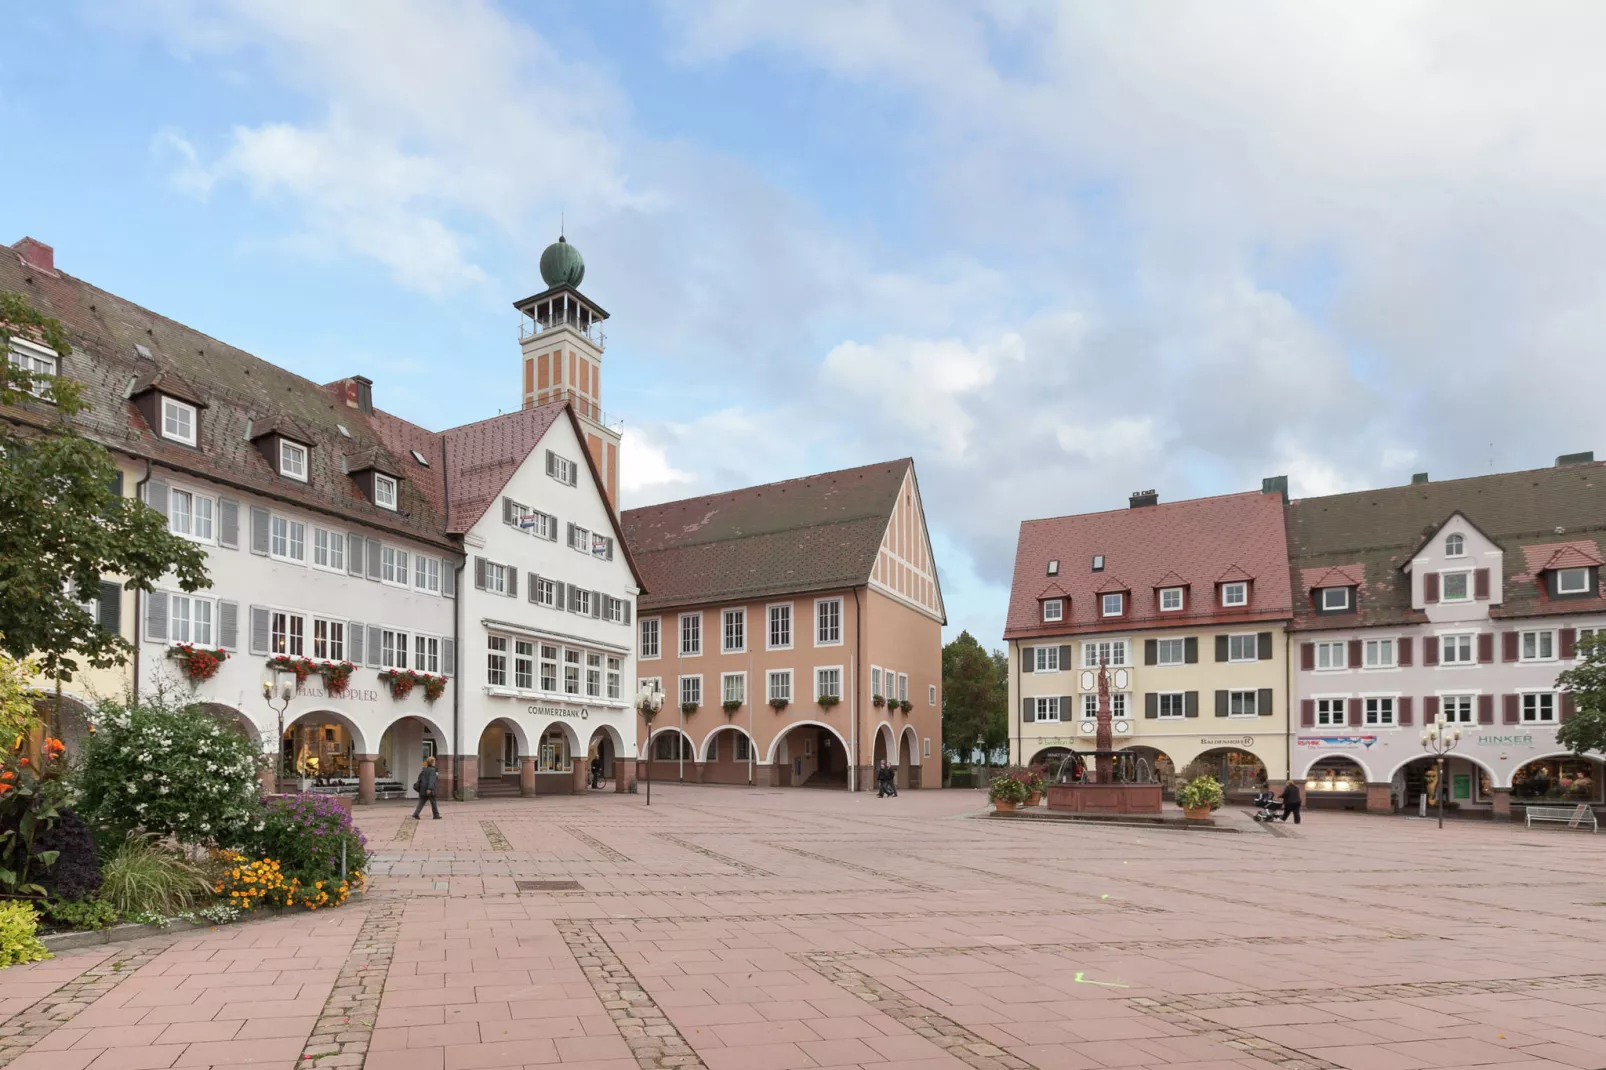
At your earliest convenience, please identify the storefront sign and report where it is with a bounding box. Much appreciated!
[1296,735,1377,749]
[294,686,383,703]
[1476,734,1534,746]
[1199,736,1254,748]
[526,704,589,721]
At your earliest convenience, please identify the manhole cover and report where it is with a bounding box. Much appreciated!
[516,880,582,891]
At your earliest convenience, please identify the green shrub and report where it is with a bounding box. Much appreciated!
[32,810,102,902]
[98,835,210,916]
[988,775,1030,804]
[0,902,50,966]
[239,794,369,886]
[43,896,118,931]
[1176,775,1225,811]
[76,696,264,847]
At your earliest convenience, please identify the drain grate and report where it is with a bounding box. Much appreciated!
[516,880,583,891]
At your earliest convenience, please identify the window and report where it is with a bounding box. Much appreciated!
[170,594,213,646]
[816,667,842,701]
[1315,641,1346,670]
[507,501,557,540]
[604,596,626,624]
[1315,698,1344,727]
[1042,599,1063,622]
[653,734,688,761]
[540,730,572,772]
[271,611,305,657]
[1221,582,1248,607]
[1157,638,1185,666]
[1034,646,1060,672]
[534,577,557,608]
[414,635,440,674]
[1157,693,1185,719]
[1364,696,1395,726]
[414,555,440,594]
[680,675,702,708]
[1081,693,1129,719]
[381,629,408,669]
[607,657,622,699]
[486,636,508,686]
[1441,634,1474,665]
[640,617,661,659]
[502,732,517,773]
[374,474,398,510]
[1522,693,1557,723]
[586,653,602,697]
[1228,690,1259,717]
[1111,693,1129,718]
[1159,587,1183,612]
[549,453,575,485]
[381,545,409,586]
[590,532,613,560]
[161,397,196,445]
[564,649,581,695]
[680,613,701,656]
[1033,697,1061,722]
[1091,555,1105,572]
[279,440,308,482]
[1363,638,1396,669]
[1082,640,1128,668]
[540,644,558,691]
[1556,568,1591,595]
[483,561,509,597]
[1227,634,1258,663]
[9,341,56,399]
[312,528,345,572]
[571,588,593,617]
[734,736,753,762]
[1101,592,1124,617]
[929,684,937,706]
[1441,695,1475,724]
[1520,630,1555,662]
[169,488,214,542]
[897,673,908,702]
[768,669,792,702]
[816,598,842,645]
[507,640,533,690]
[1320,587,1350,611]
[722,672,745,705]
[1081,694,1098,719]
[312,618,344,661]
[1047,559,1059,576]
[722,608,746,653]
[871,667,883,697]
[1440,571,1470,602]
[269,515,306,563]
[768,604,792,649]
[1444,533,1465,557]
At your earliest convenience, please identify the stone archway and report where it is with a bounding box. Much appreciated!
[1510,755,1602,806]
[1186,747,1271,797]
[377,714,450,798]
[282,710,368,790]
[643,726,696,784]
[768,721,850,789]
[699,724,756,786]
[900,726,921,789]
[476,717,531,797]
[1303,755,1369,810]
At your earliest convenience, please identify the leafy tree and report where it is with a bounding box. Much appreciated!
[0,293,209,683]
[1556,632,1606,757]
[942,632,1007,757]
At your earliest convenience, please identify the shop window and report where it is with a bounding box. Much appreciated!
[1512,758,1600,802]
[539,730,571,772]
[1305,758,1365,794]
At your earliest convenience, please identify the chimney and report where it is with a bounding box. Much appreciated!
[1556,451,1594,467]
[1411,472,1429,485]
[1129,489,1158,509]
[343,376,374,414]
[14,237,56,277]
[1261,475,1288,502]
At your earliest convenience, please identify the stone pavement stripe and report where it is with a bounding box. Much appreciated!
[477,822,511,852]
[824,930,1437,959]
[1136,972,1606,1011]
[768,844,937,891]
[557,920,709,1070]
[0,943,171,1067]
[922,856,1162,911]
[653,835,770,876]
[1126,994,1345,1070]
[561,825,631,863]
[392,820,416,843]
[297,897,403,1069]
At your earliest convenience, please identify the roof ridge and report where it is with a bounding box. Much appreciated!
[1289,460,1604,506]
[623,457,912,516]
[441,398,568,439]
[629,511,888,552]
[1019,489,1271,527]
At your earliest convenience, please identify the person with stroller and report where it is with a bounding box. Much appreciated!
[1279,779,1303,824]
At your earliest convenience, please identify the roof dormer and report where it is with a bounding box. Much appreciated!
[129,370,208,449]
[1216,564,1254,609]
[1527,542,1603,600]
[249,415,315,484]
[347,448,405,511]
[1152,570,1190,613]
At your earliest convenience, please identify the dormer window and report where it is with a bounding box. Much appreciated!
[1101,592,1123,617]
[1046,560,1059,577]
[1440,570,1471,601]
[1042,599,1063,622]
[1320,587,1351,611]
[1444,533,1465,557]
[374,474,398,511]
[279,440,308,482]
[1221,581,1248,608]
[162,397,197,446]
[1556,567,1590,595]
[10,339,57,395]
[1091,555,1105,572]
[1159,587,1184,612]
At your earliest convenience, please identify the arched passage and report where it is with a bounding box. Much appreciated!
[475,717,531,797]
[282,710,368,789]
[900,726,921,789]
[767,720,850,789]
[377,714,450,798]
[643,726,696,783]
[1510,754,1602,806]
[585,724,625,788]
[700,724,756,785]
[1302,755,1369,810]
[873,723,896,769]
[1391,753,1499,814]
[1119,746,1175,794]
[1186,747,1271,797]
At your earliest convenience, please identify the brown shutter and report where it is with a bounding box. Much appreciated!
[1021,647,1034,673]
[1021,697,1035,724]
[1214,690,1228,717]
[1348,698,1363,727]
[1059,644,1072,667]
[1397,637,1413,666]
[1257,632,1272,660]
[1562,692,1577,721]
[1145,639,1157,666]
[1502,694,1519,725]
[1560,628,1577,659]
[1474,568,1490,600]
[1501,632,1518,662]
[1477,694,1494,724]
[1477,633,1493,663]
[1300,699,1315,727]
[1423,636,1439,666]
[1257,688,1273,716]
[1348,639,1363,667]
[1145,693,1158,719]
[1184,691,1199,718]
[1423,572,1440,603]
[1184,637,1198,663]
[1398,696,1413,727]
[1215,635,1229,662]
[1423,696,1439,723]
[1300,642,1315,671]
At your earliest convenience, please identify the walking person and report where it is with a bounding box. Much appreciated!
[1279,779,1303,824]
[412,756,441,820]
[876,759,891,798]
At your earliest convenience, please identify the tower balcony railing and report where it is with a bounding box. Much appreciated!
[519,311,607,350]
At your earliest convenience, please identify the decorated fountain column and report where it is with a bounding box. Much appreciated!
[1094,655,1114,784]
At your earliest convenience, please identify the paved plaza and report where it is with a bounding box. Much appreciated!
[2,786,1604,1070]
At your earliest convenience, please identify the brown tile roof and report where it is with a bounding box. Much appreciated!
[438,403,567,534]
[1286,460,1606,629]
[1004,490,1293,640]
[621,459,912,611]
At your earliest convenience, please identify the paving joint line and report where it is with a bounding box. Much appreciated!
[296,895,404,1068]
[656,833,773,876]
[478,820,511,851]
[558,919,709,1070]
[563,825,632,862]
[768,843,937,891]
[0,941,169,1066]
[391,819,416,843]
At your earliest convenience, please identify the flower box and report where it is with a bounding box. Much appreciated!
[170,644,229,683]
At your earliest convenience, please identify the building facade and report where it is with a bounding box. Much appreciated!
[1287,458,1606,817]
[622,460,945,791]
[1006,487,1295,795]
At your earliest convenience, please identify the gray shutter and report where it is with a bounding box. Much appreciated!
[1021,647,1034,673]
[347,621,364,665]
[442,562,456,598]
[1214,635,1229,662]
[528,573,541,603]
[1060,695,1072,719]
[1185,691,1199,718]
[1257,632,1272,661]
[1145,692,1158,719]
[144,590,168,642]
[566,522,576,548]
[347,532,365,576]
[474,556,487,589]
[97,581,122,635]
[249,606,270,655]
[605,538,614,561]
[250,506,270,555]
[218,499,239,549]
[144,480,169,518]
[1184,637,1198,663]
[442,638,455,677]
[1021,697,1035,723]
[1058,644,1071,668]
[569,583,581,613]
[555,582,566,610]
[1144,639,1158,666]
[545,450,556,477]
[1215,689,1228,717]
[1257,688,1274,716]
[503,497,515,525]
[623,600,632,625]
[366,539,382,580]
[217,600,238,650]
[366,626,382,668]
[592,590,604,618]
[568,463,578,487]
[507,567,518,600]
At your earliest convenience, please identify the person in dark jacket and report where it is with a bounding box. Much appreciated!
[1279,780,1303,824]
[590,754,603,790]
[412,756,441,819]
[876,759,892,797]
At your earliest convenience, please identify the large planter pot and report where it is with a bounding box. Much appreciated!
[1027,791,1042,806]
[1182,805,1212,820]
[994,799,1018,813]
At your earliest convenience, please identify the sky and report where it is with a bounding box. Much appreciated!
[5,1,1606,649]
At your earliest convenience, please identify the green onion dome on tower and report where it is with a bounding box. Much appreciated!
[539,234,586,289]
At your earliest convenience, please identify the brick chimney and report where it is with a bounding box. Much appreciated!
[341,376,374,414]
[14,237,56,277]
[1129,489,1158,508]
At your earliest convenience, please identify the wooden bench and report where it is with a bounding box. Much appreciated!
[1525,804,1598,832]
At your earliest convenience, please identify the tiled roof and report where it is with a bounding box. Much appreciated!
[1004,490,1293,640]
[438,403,567,534]
[621,459,911,611]
[1286,461,1606,629]
[1301,564,1365,590]
[1525,541,1603,573]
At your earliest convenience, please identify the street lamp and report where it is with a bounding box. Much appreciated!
[262,669,295,791]
[975,733,986,790]
[1420,714,1462,829]
[636,680,664,807]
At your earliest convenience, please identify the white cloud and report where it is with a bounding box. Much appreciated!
[620,426,696,498]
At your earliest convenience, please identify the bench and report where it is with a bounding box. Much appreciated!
[1525,804,1598,832]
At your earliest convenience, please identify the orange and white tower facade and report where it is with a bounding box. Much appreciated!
[517,236,621,509]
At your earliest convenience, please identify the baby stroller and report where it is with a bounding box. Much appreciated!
[1251,791,1284,822]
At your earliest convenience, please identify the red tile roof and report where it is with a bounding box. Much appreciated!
[1005,490,1293,639]
[1301,564,1365,590]
[1525,541,1604,573]
[437,402,568,534]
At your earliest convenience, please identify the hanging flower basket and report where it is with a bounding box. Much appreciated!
[317,660,356,695]
[899,700,912,714]
[769,698,790,712]
[681,701,700,716]
[377,669,417,700]
[419,673,447,703]
[818,695,841,709]
[722,699,742,716]
[266,655,317,685]
[872,694,886,708]
[170,644,229,683]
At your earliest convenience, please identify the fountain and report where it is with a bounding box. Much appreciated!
[1044,656,1163,815]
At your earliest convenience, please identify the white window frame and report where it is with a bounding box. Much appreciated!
[679,613,702,657]
[1320,587,1350,611]
[1156,692,1185,720]
[1556,568,1591,595]
[1221,582,1248,608]
[1081,694,1099,720]
[311,528,345,574]
[1159,587,1183,612]
[1156,638,1184,666]
[168,593,215,647]
[550,453,575,486]
[1034,646,1060,673]
[1520,690,1557,724]
[10,339,57,399]
[168,486,215,544]
[767,602,793,650]
[815,598,843,647]
[483,560,509,597]
[414,633,441,675]
[1520,630,1556,663]
[279,439,309,482]
[1042,599,1064,622]
[1227,633,1259,664]
[1033,696,1061,723]
[413,554,440,594]
[271,609,307,658]
[374,473,398,511]
[870,666,883,698]
[311,617,345,662]
[564,649,581,695]
[1110,692,1129,719]
[897,673,908,703]
[722,672,746,705]
[767,669,792,703]
[607,656,622,700]
[534,576,557,609]
[1362,637,1397,669]
[269,514,306,564]
[1315,641,1346,671]
[586,652,603,698]
[381,545,410,588]
[512,640,535,691]
[1444,533,1465,558]
[486,635,509,688]
[722,607,746,654]
[605,597,626,624]
[540,644,559,692]
[1438,693,1476,725]
[1100,592,1124,617]
[1439,569,1471,602]
[1439,632,1475,666]
[1081,640,1129,669]
[1228,689,1260,718]
[1363,694,1397,727]
[160,396,197,445]
[1314,696,1346,727]
[679,674,702,708]
[380,628,409,670]
[572,588,593,617]
[929,684,937,706]
[815,665,843,702]
[639,617,661,660]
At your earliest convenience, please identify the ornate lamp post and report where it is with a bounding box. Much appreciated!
[262,669,295,791]
[1421,714,1462,829]
[637,680,664,807]
[974,733,985,788]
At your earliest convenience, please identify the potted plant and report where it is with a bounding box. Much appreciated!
[872,694,886,709]
[378,669,417,700]
[418,673,447,703]
[819,694,840,709]
[1025,765,1047,806]
[1175,775,1224,820]
[988,774,1029,813]
[722,699,742,716]
[266,655,317,685]
[769,697,789,711]
[681,700,699,716]
[899,699,912,714]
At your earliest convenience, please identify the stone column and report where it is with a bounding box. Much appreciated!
[455,755,478,801]
[613,758,635,793]
[1365,782,1393,813]
[356,754,377,805]
[519,756,536,797]
[1491,787,1513,822]
[257,764,278,798]
[694,760,707,785]
[572,759,589,794]
[434,759,454,801]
